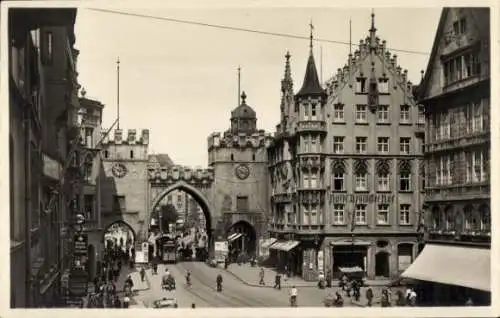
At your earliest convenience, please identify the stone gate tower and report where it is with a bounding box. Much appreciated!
[207,92,273,250]
[100,128,150,241]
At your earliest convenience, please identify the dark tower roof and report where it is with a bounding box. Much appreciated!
[296,24,325,98]
[230,91,256,119]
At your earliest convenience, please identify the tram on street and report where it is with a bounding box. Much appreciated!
[158,235,178,264]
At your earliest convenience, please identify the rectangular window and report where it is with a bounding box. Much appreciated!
[310,205,318,225]
[84,194,94,221]
[311,104,317,120]
[177,194,182,202]
[311,137,317,152]
[303,136,310,152]
[84,127,94,147]
[112,195,126,212]
[399,204,411,225]
[333,172,344,191]
[400,172,411,191]
[355,173,367,191]
[400,105,410,123]
[356,77,366,93]
[377,204,389,225]
[333,136,344,154]
[400,137,410,155]
[333,204,345,225]
[355,105,367,122]
[334,104,344,122]
[377,172,390,192]
[303,205,309,226]
[418,106,425,123]
[355,204,367,225]
[379,79,389,93]
[303,174,310,188]
[377,105,389,123]
[236,196,249,212]
[304,104,309,120]
[460,18,467,34]
[310,174,317,188]
[167,195,172,203]
[355,137,367,154]
[472,101,483,133]
[377,137,389,153]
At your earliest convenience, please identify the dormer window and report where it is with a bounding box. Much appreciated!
[356,77,367,93]
[378,78,389,93]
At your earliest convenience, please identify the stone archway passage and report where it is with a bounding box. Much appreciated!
[375,252,390,277]
[227,220,257,258]
[150,181,214,236]
[103,221,136,250]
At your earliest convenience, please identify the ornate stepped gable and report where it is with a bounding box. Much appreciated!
[325,13,417,106]
[101,128,149,145]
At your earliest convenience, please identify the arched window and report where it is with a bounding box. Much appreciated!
[444,206,455,231]
[376,160,390,192]
[332,160,345,191]
[431,206,441,230]
[252,153,256,161]
[354,160,368,191]
[104,150,109,159]
[463,205,474,231]
[479,205,490,231]
[398,160,412,191]
[230,153,234,161]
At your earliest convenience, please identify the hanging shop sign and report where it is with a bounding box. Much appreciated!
[73,234,88,256]
[329,193,395,204]
[43,154,62,180]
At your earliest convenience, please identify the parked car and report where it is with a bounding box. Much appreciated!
[153,298,178,308]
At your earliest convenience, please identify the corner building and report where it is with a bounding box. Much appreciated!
[268,15,424,281]
[402,8,490,306]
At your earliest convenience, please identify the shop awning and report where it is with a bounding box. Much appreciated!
[269,240,300,252]
[260,238,278,249]
[228,233,243,242]
[401,244,490,292]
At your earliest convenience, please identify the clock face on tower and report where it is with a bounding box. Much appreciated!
[112,163,128,178]
[235,164,250,180]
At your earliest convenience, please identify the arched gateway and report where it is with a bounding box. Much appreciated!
[98,96,273,258]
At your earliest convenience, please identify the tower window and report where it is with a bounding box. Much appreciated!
[104,150,109,159]
[130,150,134,159]
[230,153,234,161]
[252,154,256,161]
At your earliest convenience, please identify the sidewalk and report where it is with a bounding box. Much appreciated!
[225,263,392,288]
[115,265,151,293]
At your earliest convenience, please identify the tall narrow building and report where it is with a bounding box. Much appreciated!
[268,15,424,281]
[402,8,490,306]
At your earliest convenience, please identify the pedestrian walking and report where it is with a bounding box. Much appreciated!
[366,287,374,307]
[140,267,146,282]
[259,268,265,285]
[274,273,281,290]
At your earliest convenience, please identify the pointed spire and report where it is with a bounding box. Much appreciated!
[296,23,325,98]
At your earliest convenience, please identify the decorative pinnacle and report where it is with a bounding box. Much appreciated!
[241,91,247,104]
[81,87,87,97]
[370,10,376,32]
[285,51,291,61]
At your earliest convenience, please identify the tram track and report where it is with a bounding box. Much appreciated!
[176,262,271,307]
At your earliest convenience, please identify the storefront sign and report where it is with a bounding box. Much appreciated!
[43,154,62,180]
[317,250,324,273]
[214,241,229,263]
[329,193,394,204]
[73,234,88,256]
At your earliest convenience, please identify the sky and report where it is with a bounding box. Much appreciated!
[74,5,442,167]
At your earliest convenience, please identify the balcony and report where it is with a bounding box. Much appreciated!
[297,120,327,134]
[425,182,489,202]
[272,193,293,203]
[425,131,489,153]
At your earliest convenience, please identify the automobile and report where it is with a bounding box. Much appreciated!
[152,297,178,308]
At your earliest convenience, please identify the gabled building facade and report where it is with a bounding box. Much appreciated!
[268,15,424,281]
[401,7,491,306]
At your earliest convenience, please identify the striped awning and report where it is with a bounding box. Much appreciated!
[260,238,278,249]
[228,233,243,242]
[269,240,300,252]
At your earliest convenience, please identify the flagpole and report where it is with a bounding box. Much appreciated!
[117,57,120,130]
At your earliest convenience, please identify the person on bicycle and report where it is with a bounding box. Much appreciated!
[290,285,298,307]
[216,273,223,292]
[186,270,192,286]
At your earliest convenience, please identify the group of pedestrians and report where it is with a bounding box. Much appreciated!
[82,240,136,308]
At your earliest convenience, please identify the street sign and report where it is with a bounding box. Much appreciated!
[73,233,88,256]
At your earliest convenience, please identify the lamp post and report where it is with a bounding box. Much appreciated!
[158,207,163,235]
